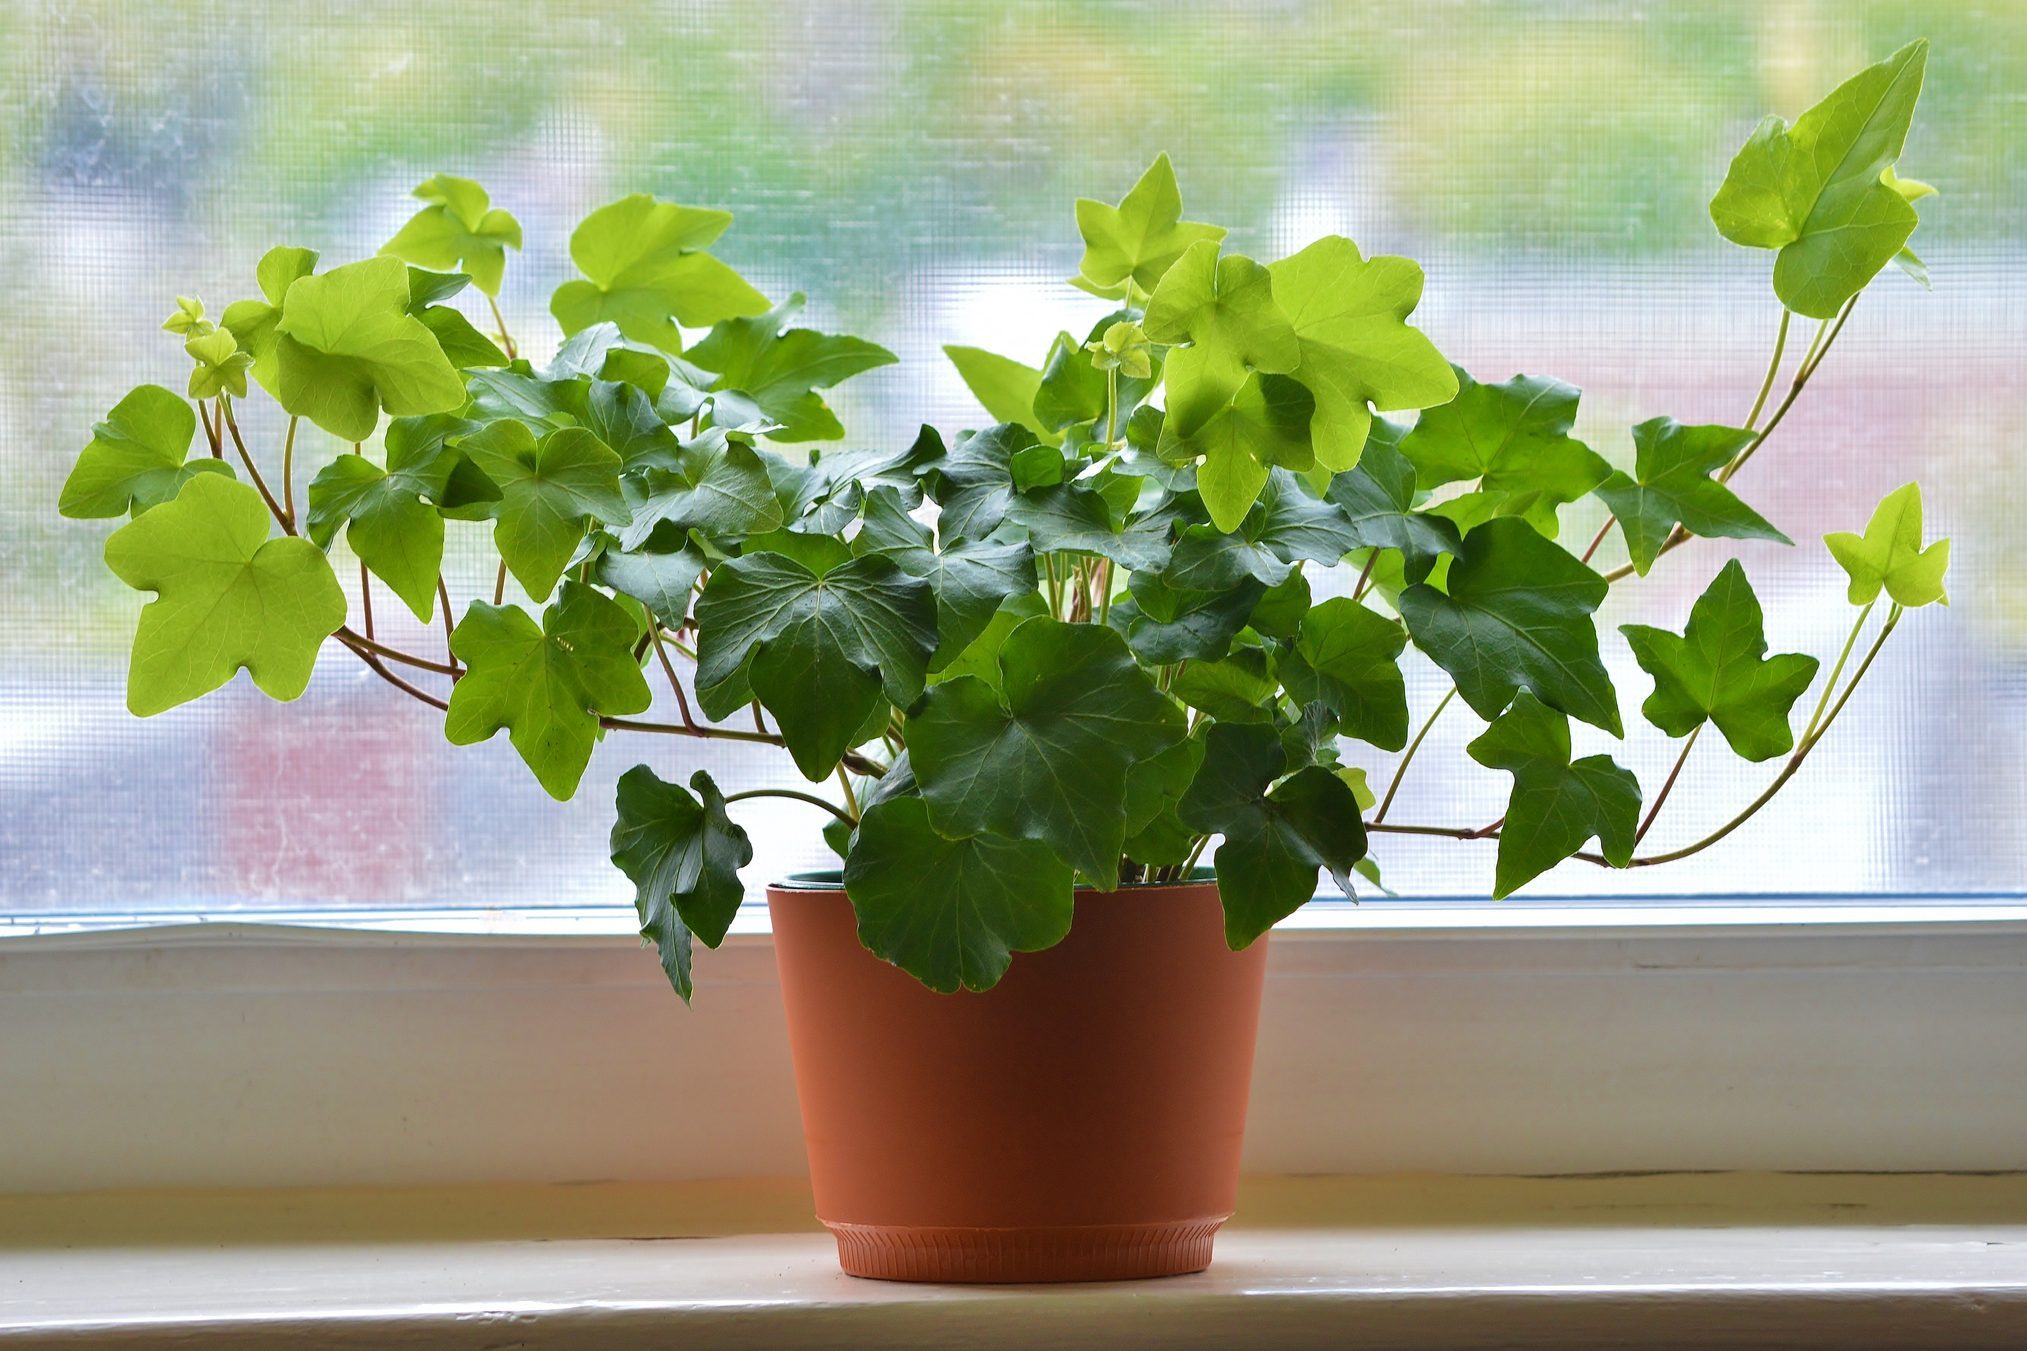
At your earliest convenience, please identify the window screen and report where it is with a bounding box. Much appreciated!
[4,2,2020,911]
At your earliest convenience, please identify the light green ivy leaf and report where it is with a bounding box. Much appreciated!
[943,343,1056,445]
[1072,152,1227,297]
[103,474,345,716]
[380,174,523,297]
[1157,372,1317,532]
[550,193,769,352]
[683,295,896,442]
[59,384,233,519]
[271,256,468,441]
[1823,480,1950,607]
[1144,241,1299,434]
[1399,367,1611,538]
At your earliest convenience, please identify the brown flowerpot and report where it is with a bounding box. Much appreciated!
[767,876,1269,1283]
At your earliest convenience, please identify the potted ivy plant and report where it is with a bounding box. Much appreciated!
[63,41,1948,1283]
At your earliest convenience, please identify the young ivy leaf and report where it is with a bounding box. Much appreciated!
[59,384,233,519]
[1157,371,1317,532]
[1709,40,1929,319]
[379,174,523,298]
[693,550,937,780]
[1179,722,1368,947]
[456,422,630,601]
[1467,692,1641,898]
[1621,559,1820,762]
[1280,597,1411,751]
[1144,241,1299,433]
[445,582,653,801]
[910,617,1185,884]
[184,329,253,400]
[1595,417,1789,575]
[1399,517,1622,735]
[103,475,345,716]
[1322,430,1463,584]
[843,796,1074,994]
[550,193,769,353]
[1072,152,1227,298]
[942,344,1056,444]
[220,245,319,398]
[271,256,468,442]
[1399,367,1611,538]
[305,431,463,622]
[1266,236,1458,471]
[1032,316,1160,441]
[682,295,897,442]
[1823,481,1951,608]
[610,765,753,1003]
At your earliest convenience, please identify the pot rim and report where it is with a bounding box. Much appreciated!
[770,868,1217,893]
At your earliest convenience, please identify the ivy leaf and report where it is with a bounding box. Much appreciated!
[1621,559,1820,762]
[59,384,232,519]
[271,256,468,441]
[610,765,752,1003]
[1323,428,1462,584]
[922,423,1037,543]
[550,194,768,352]
[305,434,459,622]
[1467,693,1640,897]
[843,796,1074,994]
[219,245,319,398]
[618,428,785,545]
[1032,316,1160,440]
[943,344,1055,444]
[693,550,937,779]
[1266,236,1457,471]
[445,581,653,800]
[683,295,896,442]
[855,488,1037,665]
[1179,722,1367,947]
[1280,597,1409,750]
[184,329,253,400]
[1073,152,1227,296]
[1595,418,1789,575]
[1164,468,1359,589]
[380,174,522,297]
[457,422,630,601]
[1709,40,1930,319]
[1400,516,1621,734]
[910,617,1185,883]
[1823,481,1951,607]
[1172,647,1277,724]
[102,475,345,716]
[1158,372,1317,532]
[1399,368,1610,537]
[596,532,707,628]
[1144,242,1299,432]
[1113,570,1264,664]
[1003,482,1173,572]
[584,379,683,471]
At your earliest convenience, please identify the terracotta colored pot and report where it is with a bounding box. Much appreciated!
[767,877,1269,1283]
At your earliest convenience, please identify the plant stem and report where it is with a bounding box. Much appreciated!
[1180,833,1210,876]
[1801,600,1876,747]
[279,418,299,529]
[723,787,856,825]
[1374,685,1456,823]
[219,396,293,533]
[337,626,458,675]
[1635,723,1701,845]
[436,576,460,678]
[486,293,517,361]
[834,765,862,822]
[1044,554,1062,617]
[1578,516,1613,567]
[493,560,508,606]
[1097,558,1114,626]
[1350,550,1379,601]
[1743,309,1792,431]
[359,560,375,640]
[198,400,222,457]
[649,627,697,729]
[333,632,451,711]
[1106,365,1120,451]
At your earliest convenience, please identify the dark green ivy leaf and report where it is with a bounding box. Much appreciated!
[922,422,1038,543]
[610,765,753,1003]
[854,488,1038,666]
[909,617,1185,884]
[1399,367,1611,538]
[1399,517,1622,735]
[596,531,707,628]
[843,796,1074,994]
[1003,482,1173,572]
[1466,692,1640,897]
[1279,597,1410,750]
[1594,417,1788,576]
[1179,722,1368,947]
[693,549,937,779]
[618,428,785,545]
[1620,559,1820,762]
[1112,571,1265,664]
[1323,428,1462,584]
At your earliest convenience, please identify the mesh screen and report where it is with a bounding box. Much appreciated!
[2,1,2021,910]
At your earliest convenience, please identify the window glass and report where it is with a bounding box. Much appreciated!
[3,3,2020,910]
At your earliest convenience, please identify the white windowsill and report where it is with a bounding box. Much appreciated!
[5,1175,2025,1349]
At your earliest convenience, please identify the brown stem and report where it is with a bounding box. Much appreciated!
[334,633,451,711]
[335,626,459,676]
[1579,516,1613,566]
[359,560,376,640]
[493,560,508,606]
[436,577,460,678]
[1350,550,1379,602]
[1635,724,1700,845]
[219,397,293,533]
[649,627,697,729]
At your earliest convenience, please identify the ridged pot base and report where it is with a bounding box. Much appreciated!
[827,1216,1226,1283]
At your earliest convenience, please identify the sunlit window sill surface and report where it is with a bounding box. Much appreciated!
[5,1175,2025,1349]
